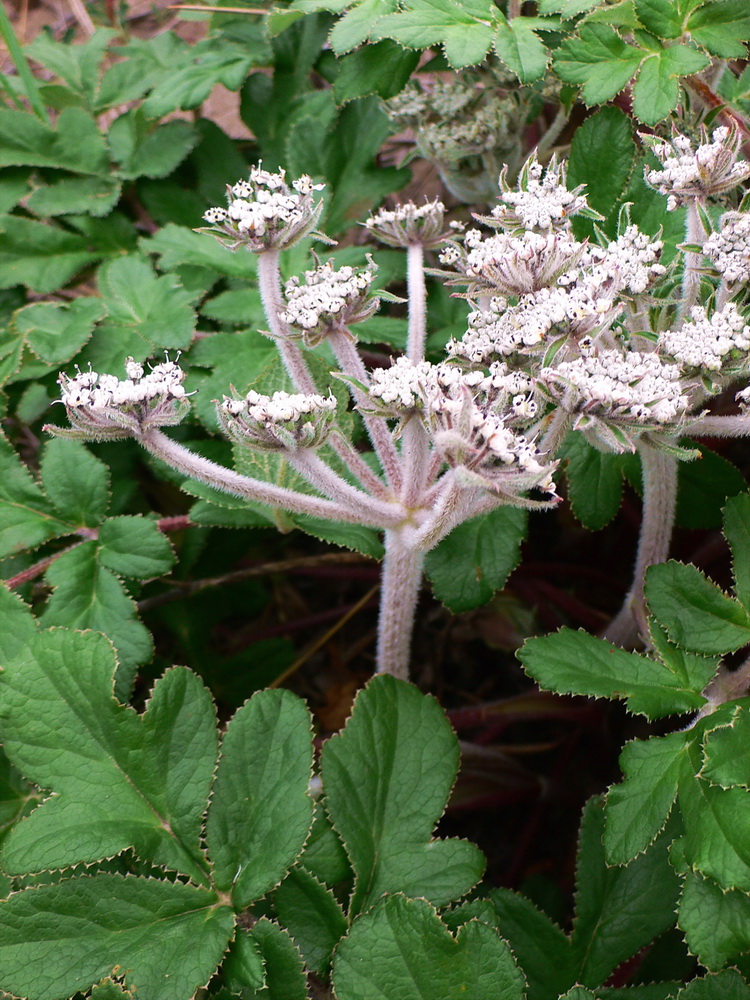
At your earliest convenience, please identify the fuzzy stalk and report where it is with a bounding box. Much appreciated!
[678,199,706,322]
[258,250,317,395]
[538,408,572,456]
[286,449,404,527]
[329,330,403,491]
[138,428,380,526]
[603,444,679,646]
[689,412,750,437]
[400,417,434,509]
[376,529,425,678]
[406,243,428,362]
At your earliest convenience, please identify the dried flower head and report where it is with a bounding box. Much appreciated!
[644,126,750,210]
[279,260,379,347]
[202,164,325,253]
[218,389,337,451]
[52,357,190,440]
[364,200,452,248]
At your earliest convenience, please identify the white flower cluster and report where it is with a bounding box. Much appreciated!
[203,164,324,251]
[219,389,337,451]
[493,156,590,230]
[660,303,750,373]
[365,199,450,248]
[704,211,750,284]
[587,226,667,295]
[645,127,750,210]
[60,358,187,409]
[444,228,585,295]
[368,357,435,410]
[56,358,189,440]
[280,261,378,347]
[540,351,688,427]
[450,282,619,364]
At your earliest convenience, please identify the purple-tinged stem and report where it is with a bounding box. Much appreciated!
[406,243,427,362]
[287,450,404,527]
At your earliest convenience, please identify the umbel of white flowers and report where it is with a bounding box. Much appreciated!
[53,131,750,674]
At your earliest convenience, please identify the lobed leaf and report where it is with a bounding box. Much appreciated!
[0,874,234,1000]
[679,871,750,971]
[274,867,347,976]
[205,688,314,908]
[645,560,750,655]
[0,629,217,884]
[321,675,485,915]
[519,627,710,719]
[333,895,525,1000]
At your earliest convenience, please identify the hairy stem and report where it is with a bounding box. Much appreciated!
[689,412,750,437]
[257,250,317,395]
[286,449,404,526]
[138,428,381,526]
[603,445,679,646]
[400,417,433,509]
[329,330,403,491]
[406,243,427,362]
[376,529,425,679]
[536,104,569,159]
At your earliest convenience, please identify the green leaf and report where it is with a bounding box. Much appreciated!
[0,584,37,663]
[493,16,552,83]
[632,46,710,125]
[567,106,636,227]
[0,433,70,556]
[687,0,750,59]
[98,516,175,579]
[645,560,750,655]
[0,874,234,1000]
[678,970,750,999]
[142,34,271,118]
[634,0,685,37]
[322,675,485,915]
[333,41,419,104]
[373,0,497,67]
[553,24,646,104]
[224,928,265,992]
[678,740,750,891]
[679,871,750,971]
[560,433,626,529]
[329,0,399,52]
[538,0,604,13]
[41,543,154,698]
[701,703,750,790]
[519,627,709,719]
[205,688,314,908]
[724,493,750,608]
[144,223,258,279]
[572,798,680,987]
[0,106,108,174]
[98,254,196,351]
[26,175,122,219]
[0,213,104,293]
[108,110,199,180]
[605,731,689,864]
[40,439,110,529]
[292,515,385,557]
[675,446,746,530]
[425,507,526,613]
[13,298,105,365]
[333,895,525,1000]
[0,629,217,882]
[297,800,352,887]
[249,918,308,1000]
[487,888,575,1000]
[274,868,347,975]
[200,287,265,327]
